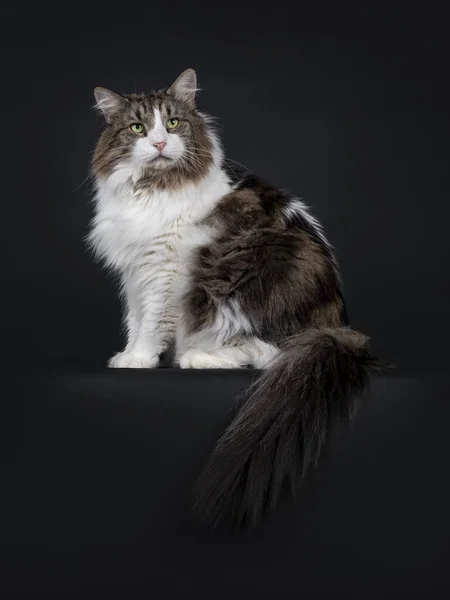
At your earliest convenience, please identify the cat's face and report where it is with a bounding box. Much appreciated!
[92,69,214,189]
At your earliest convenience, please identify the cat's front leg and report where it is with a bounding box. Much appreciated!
[108,278,176,368]
[108,279,149,368]
[108,317,168,368]
[108,351,158,369]
[108,307,157,368]
[108,304,168,368]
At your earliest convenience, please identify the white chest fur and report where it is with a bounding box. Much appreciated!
[88,163,230,272]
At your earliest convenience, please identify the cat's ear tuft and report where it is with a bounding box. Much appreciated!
[94,87,127,123]
[167,69,198,108]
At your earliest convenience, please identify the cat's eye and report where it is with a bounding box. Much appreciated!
[167,118,179,130]
[130,123,145,134]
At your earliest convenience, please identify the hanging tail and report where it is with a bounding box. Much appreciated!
[193,326,388,528]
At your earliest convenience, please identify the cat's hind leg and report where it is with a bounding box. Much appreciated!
[178,338,279,370]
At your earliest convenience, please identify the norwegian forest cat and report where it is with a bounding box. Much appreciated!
[88,69,385,528]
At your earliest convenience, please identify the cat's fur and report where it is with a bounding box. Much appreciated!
[88,69,385,528]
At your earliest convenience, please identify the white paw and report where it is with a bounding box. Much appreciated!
[107,351,160,369]
[179,350,238,369]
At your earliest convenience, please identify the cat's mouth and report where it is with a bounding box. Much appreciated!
[148,155,174,170]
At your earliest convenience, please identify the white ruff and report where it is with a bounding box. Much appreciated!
[88,163,229,272]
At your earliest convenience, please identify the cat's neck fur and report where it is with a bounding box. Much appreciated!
[88,132,230,271]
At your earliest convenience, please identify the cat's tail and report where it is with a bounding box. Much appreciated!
[192,326,389,529]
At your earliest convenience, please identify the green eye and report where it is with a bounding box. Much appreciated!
[130,123,144,134]
[167,118,179,130]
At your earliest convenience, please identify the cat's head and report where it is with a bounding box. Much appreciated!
[92,69,217,189]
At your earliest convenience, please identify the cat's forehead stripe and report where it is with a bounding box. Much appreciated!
[128,98,175,122]
[153,108,165,131]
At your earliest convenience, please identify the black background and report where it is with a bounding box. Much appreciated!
[1,7,449,372]
[1,6,450,598]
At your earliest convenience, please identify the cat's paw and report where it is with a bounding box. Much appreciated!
[108,351,159,369]
[179,350,238,369]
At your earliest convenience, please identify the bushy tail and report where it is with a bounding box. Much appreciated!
[193,326,388,528]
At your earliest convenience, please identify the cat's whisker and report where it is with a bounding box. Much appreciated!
[224,158,249,171]
[77,147,134,192]
[180,156,203,178]
[182,150,213,162]
[72,172,96,194]
[186,153,208,175]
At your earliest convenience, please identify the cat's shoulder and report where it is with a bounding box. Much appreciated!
[217,162,295,219]
[216,162,328,244]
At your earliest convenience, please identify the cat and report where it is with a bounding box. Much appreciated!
[88,69,386,528]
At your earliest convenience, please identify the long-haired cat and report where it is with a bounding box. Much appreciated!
[88,69,386,528]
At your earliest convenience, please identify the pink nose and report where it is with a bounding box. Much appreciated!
[153,142,166,152]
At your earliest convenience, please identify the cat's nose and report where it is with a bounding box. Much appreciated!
[153,142,166,152]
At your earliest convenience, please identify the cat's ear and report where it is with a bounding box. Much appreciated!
[94,87,127,123]
[167,69,198,108]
